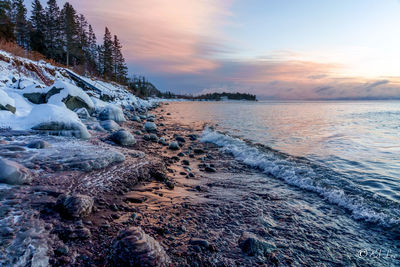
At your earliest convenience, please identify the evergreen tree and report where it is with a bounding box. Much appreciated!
[60,2,78,66]
[87,24,98,74]
[11,0,28,48]
[0,0,15,42]
[112,35,127,83]
[44,0,61,60]
[30,0,46,53]
[102,27,113,79]
[76,14,88,67]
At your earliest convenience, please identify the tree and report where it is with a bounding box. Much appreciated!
[0,0,15,42]
[60,2,78,66]
[112,35,127,83]
[30,0,46,53]
[11,0,29,48]
[44,0,62,60]
[102,27,113,79]
[87,24,98,74]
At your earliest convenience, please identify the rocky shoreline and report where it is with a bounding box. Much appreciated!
[0,101,277,267]
[1,101,398,267]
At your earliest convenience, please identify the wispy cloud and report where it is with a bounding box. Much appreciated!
[69,0,232,73]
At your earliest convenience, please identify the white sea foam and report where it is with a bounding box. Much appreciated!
[201,128,398,226]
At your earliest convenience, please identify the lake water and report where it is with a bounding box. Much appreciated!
[167,101,400,227]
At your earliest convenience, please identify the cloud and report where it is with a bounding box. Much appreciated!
[66,0,232,74]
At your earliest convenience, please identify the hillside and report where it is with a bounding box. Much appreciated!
[0,49,157,133]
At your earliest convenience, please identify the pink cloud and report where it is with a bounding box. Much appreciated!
[67,0,231,73]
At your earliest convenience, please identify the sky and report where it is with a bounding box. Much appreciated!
[28,0,400,100]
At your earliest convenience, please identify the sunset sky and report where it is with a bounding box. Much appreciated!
[30,0,400,99]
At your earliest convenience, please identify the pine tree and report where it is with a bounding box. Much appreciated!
[112,35,128,83]
[60,2,78,66]
[76,14,88,67]
[0,0,15,42]
[102,27,113,79]
[87,24,98,74]
[44,0,61,60]
[30,0,45,53]
[11,0,28,48]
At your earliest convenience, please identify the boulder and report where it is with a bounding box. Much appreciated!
[108,227,171,267]
[144,122,157,132]
[99,105,126,123]
[0,157,32,185]
[45,81,95,113]
[0,103,16,114]
[23,92,46,104]
[168,141,180,150]
[56,194,94,218]
[27,140,51,149]
[131,115,141,122]
[110,130,136,146]
[101,120,121,132]
[32,121,91,139]
[0,89,16,113]
[238,232,276,256]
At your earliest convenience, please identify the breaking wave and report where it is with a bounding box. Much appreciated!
[201,127,400,227]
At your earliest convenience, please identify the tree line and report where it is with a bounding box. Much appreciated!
[160,92,257,101]
[0,0,128,84]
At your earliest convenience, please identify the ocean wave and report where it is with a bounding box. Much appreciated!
[201,127,400,227]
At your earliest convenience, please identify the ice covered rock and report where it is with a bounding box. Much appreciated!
[108,227,171,267]
[75,107,91,119]
[101,120,121,132]
[0,157,32,185]
[109,130,136,146]
[56,194,94,218]
[144,122,157,132]
[28,104,91,139]
[0,89,16,114]
[99,104,126,123]
[46,81,95,113]
[27,140,51,149]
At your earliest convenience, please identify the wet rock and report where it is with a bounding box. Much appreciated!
[110,130,136,146]
[194,148,205,154]
[158,137,168,146]
[177,152,185,157]
[182,160,190,166]
[144,122,157,132]
[190,238,210,248]
[168,141,180,150]
[101,120,121,132]
[108,227,171,267]
[27,140,51,149]
[205,166,216,173]
[99,105,126,123]
[147,117,155,122]
[188,134,198,141]
[149,134,158,142]
[135,130,143,135]
[125,196,148,203]
[175,136,186,143]
[187,172,195,178]
[0,157,32,185]
[238,232,276,256]
[56,194,94,218]
[131,115,141,122]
